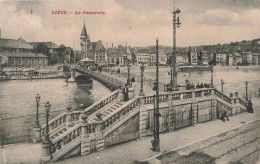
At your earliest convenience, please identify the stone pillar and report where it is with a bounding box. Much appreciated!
[66,106,73,127]
[95,112,105,151]
[117,89,124,102]
[192,101,198,124]
[168,101,175,131]
[139,105,148,139]
[80,115,90,155]
[33,127,42,143]
[42,141,51,162]
[128,87,135,100]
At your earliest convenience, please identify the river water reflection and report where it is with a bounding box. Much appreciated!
[0,79,110,144]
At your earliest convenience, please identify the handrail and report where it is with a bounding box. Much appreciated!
[214,89,232,104]
[84,90,119,114]
[102,98,140,131]
[238,98,247,108]
[41,112,67,131]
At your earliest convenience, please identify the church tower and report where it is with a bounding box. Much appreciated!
[80,21,90,58]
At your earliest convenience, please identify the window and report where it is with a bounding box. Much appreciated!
[38,59,41,64]
[12,58,15,65]
[32,59,35,65]
[111,58,114,63]
[25,59,29,65]
[18,58,22,65]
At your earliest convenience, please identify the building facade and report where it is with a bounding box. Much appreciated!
[0,53,48,67]
[216,53,227,66]
[80,22,107,65]
[137,53,150,66]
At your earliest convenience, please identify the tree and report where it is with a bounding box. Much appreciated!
[56,44,66,63]
[33,43,52,64]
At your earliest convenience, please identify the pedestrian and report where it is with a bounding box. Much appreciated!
[220,110,229,122]
[117,68,120,77]
[130,76,135,87]
[122,85,129,101]
[247,99,254,113]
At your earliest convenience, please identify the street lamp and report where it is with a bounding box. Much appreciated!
[126,60,130,86]
[35,94,41,128]
[42,101,51,162]
[245,81,248,101]
[44,102,51,142]
[151,38,160,152]
[139,62,145,96]
[169,7,181,91]
[221,79,224,93]
[210,66,214,87]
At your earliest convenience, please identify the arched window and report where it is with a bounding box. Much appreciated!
[25,59,29,65]
[18,58,22,65]
[32,59,35,65]
[38,59,41,64]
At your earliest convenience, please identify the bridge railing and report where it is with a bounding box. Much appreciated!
[84,90,119,115]
[141,88,214,104]
[77,67,125,88]
[103,67,167,92]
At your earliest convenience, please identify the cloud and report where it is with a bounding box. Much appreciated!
[198,9,260,26]
[1,0,260,49]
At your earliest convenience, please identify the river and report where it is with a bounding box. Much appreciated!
[0,78,111,145]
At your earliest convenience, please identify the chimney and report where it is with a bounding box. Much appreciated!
[112,43,113,48]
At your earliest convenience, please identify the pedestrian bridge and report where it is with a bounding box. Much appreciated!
[35,67,249,162]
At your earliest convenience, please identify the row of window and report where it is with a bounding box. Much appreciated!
[11,58,47,65]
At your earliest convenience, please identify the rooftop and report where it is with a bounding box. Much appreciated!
[1,52,47,58]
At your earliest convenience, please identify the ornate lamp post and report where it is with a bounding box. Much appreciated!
[169,7,181,91]
[33,94,41,143]
[245,81,248,101]
[35,94,41,128]
[210,65,214,87]
[221,79,225,93]
[151,38,160,152]
[126,60,130,86]
[139,62,145,96]
[42,101,51,162]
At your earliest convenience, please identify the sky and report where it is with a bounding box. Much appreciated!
[0,0,260,50]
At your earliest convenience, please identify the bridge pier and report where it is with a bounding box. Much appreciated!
[68,66,76,82]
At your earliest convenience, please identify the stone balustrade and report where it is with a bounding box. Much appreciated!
[102,98,140,133]
[51,124,82,155]
[141,88,214,105]
[84,90,119,115]
[41,113,67,137]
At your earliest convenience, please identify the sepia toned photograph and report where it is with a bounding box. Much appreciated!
[0,0,260,163]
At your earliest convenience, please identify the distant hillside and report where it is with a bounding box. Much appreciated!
[134,37,260,54]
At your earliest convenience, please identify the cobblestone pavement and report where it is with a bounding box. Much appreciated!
[147,118,260,164]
